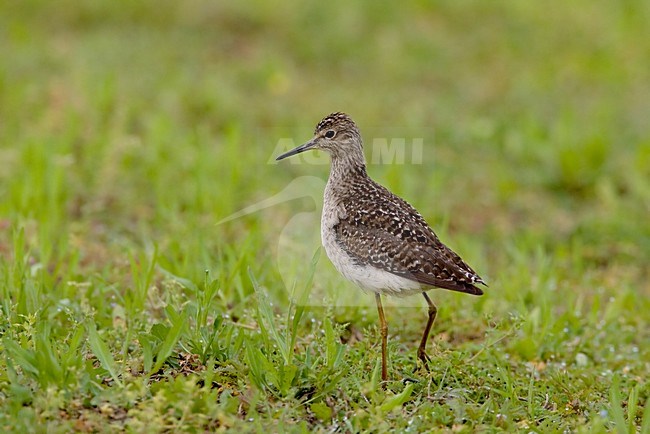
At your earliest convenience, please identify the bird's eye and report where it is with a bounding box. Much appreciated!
[325,130,336,139]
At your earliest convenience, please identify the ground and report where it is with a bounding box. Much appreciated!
[0,1,649,432]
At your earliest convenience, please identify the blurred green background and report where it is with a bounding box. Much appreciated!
[0,0,649,432]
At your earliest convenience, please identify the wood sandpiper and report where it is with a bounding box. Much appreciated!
[276,112,486,382]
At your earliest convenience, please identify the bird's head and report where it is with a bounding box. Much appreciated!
[276,112,363,161]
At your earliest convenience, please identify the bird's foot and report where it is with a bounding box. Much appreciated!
[414,348,432,373]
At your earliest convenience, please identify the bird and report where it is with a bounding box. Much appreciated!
[276,112,486,382]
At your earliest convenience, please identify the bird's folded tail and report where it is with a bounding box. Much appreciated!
[394,270,485,296]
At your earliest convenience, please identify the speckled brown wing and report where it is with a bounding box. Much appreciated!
[333,180,485,296]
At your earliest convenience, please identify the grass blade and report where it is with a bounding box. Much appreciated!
[640,393,650,434]
[289,248,320,358]
[609,376,628,434]
[151,306,187,374]
[380,383,415,412]
[87,323,123,387]
[249,268,289,364]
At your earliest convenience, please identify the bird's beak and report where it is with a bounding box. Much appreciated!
[276,139,317,161]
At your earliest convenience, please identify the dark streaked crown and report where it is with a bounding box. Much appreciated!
[314,112,355,134]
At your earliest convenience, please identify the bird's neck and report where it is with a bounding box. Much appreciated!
[329,148,367,181]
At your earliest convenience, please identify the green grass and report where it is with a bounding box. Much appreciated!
[1,0,649,432]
